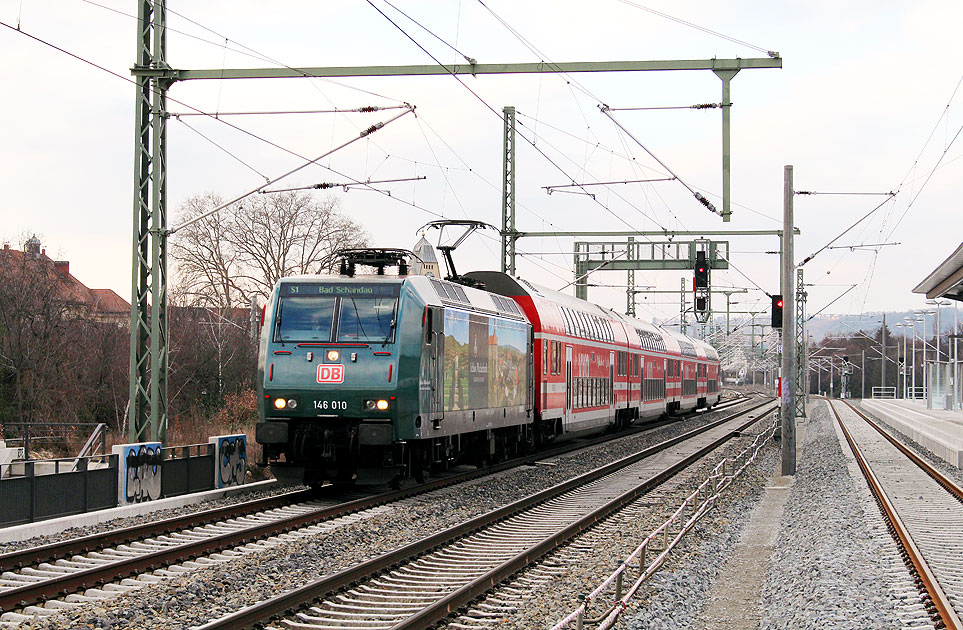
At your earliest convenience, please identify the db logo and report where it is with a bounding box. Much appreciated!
[317,364,345,384]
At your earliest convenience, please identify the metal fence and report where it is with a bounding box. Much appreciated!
[871,386,897,399]
[0,454,118,527]
[0,422,108,460]
[160,443,215,498]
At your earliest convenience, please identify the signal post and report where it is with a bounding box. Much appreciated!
[781,165,796,476]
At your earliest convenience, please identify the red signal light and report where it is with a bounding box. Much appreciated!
[776,299,783,308]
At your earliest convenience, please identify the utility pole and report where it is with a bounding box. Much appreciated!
[129,0,168,444]
[501,106,516,274]
[862,350,866,399]
[881,314,886,392]
[127,20,781,445]
[781,165,796,475]
[679,277,687,335]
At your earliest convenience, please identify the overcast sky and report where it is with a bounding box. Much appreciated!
[2,1,961,330]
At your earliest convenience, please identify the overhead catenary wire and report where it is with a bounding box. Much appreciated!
[169,105,409,117]
[807,284,859,322]
[600,106,722,217]
[604,103,722,111]
[886,118,963,238]
[0,19,415,205]
[825,242,900,251]
[797,195,896,267]
[613,0,777,57]
[260,176,427,194]
[170,106,415,234]
[175,117,269,181]
[794,190,896,196]
[363,0,687,256]
[556,250,630,291]
[82,0,409,105]
[380,0,477,65]
[16,5,762,322]
[544,177,675,193]
[2,7,557,286]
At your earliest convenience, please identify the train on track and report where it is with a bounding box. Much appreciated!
[256,246,721,486]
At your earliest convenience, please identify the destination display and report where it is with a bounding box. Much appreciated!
[281,283,400,297]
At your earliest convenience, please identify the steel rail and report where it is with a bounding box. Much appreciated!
[196,398,776,630]
[0,394,755,614]
[828,400,962,630]
[841,399,963,503]
[0,488,316,572]
[0,392,747,574]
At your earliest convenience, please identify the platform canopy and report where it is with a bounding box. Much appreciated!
[913,242,963,302]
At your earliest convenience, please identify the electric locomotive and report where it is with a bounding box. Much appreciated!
[255,249,536,486]
[256,247,722,486]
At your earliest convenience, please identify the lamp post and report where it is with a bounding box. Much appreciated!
[895,322,909,398]
[911,316,924,398]
[916,308,936,397]
[810,347,842,396]
[927,299,951,362]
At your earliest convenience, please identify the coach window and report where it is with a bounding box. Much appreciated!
[543,342,548,374]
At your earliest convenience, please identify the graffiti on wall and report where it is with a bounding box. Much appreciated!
[122,443,162,503]
[214,434,247,488]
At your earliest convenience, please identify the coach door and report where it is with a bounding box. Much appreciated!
[426,308,444,421]
[564,346,573,429]
[609,351,616,416]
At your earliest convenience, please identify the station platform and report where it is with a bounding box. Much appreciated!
[859,398,963,468]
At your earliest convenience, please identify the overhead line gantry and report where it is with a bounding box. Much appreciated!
[128,0,781,442]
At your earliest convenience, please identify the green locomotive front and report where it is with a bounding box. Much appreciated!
[256,273,534,486]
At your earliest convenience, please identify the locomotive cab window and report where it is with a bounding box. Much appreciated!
[275,296,336,342]
[274,282,400,343]
[338,296,397,343]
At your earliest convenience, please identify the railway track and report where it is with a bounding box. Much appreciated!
[828,398,963,630]
[0,393,759,626]
[197,398,777,630]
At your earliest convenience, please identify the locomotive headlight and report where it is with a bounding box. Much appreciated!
[326,350,340,361]
[364,400,376,411]
[286,398,298,409]
[376,399,389,411]
[273,398,287,410]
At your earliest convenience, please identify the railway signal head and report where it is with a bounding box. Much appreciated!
[771,294,784,328]
[694,251,709,289]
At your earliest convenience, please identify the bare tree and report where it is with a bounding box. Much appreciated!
[169,193,246,309]
[0,240,128,428]
[170,191,368,306]
[0,243,73,423]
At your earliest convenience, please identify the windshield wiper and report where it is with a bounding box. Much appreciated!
[382,318,396,347]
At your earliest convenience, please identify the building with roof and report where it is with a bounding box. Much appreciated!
[0,238,129,325]
[411,234,441,278]
[913,243,963,302]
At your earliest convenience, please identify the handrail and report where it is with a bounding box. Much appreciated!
[74,423,108,461]
[552,414,778,630]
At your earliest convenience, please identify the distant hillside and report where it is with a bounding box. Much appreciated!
[806,309,960,342]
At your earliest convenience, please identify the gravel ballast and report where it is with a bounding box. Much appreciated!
[441,415,781,630]
[0,483,306,555]
[759,400,922,630]
[11,401,762,630]
[493,398,928,630]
